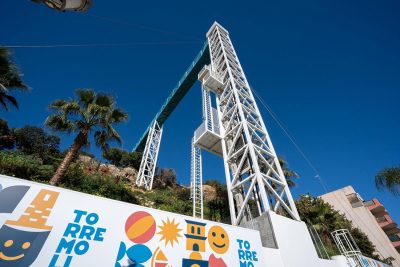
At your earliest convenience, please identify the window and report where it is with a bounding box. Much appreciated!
[346,193,364,208]
[389,234,400,242]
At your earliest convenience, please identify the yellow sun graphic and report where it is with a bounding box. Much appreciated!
[157,218,182,247]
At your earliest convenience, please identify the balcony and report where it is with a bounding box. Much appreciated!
[376,215,397,230]
[198,65,225,95]
[194,109,222,156]
[364,198,386,214]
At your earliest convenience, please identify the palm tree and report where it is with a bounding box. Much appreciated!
[46,89,128,185]
[279,157,299,187]
[0,47,28,110]
[375,167,400,196]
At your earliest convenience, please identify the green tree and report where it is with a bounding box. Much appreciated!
[0,47,28,110]
[0,119,15,149]
[375,167,400,196]
[296,195,378,258]
[13,126,61,161]
[279,157,299,187]
[102,147,142,169]
[204,180,230,223]
[45,89,128,185]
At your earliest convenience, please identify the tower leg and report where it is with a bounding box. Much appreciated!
[136,120,163,190]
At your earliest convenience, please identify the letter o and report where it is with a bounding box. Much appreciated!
[86,213,99,225]
[74,240,89,255]
[244,241,250,250]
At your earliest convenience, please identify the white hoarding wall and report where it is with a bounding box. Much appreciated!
[0,175,264,267]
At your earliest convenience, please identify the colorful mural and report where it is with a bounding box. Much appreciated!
[0,175,265,267]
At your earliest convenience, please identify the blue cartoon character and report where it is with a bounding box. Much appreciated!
[0,189,59,267]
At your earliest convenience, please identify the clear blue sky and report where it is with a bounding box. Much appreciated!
[1,1,399,222]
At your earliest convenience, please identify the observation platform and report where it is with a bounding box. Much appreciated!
[193,108,222,156]
[198,65,225,95]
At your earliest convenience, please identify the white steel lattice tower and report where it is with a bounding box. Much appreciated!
[203,22,300,225]
[191,137,203,219]
[136,120,163,190]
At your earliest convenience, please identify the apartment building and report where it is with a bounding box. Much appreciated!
[364,198,400,253]
[320,186,400,266]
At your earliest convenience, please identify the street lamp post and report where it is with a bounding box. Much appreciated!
[31,0,92,12]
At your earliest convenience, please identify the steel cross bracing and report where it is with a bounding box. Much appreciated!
[190,137,203,219]
[136,120,163,190]
[206,22,300,225]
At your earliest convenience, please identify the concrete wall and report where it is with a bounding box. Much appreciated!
[262,247,284,267]
[320,186,400,266]
[269,211,320,267]
[263,211,351,267]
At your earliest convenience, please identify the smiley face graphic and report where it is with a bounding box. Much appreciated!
[208,226,229,254]
[0,225,50,267]
[0,239,31,261]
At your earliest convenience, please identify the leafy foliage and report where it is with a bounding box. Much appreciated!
[296,195,378,259]
[0,151,54,180]
[0,47,28,110]
[60,163,138,204]
[135,187,192,215]
[204,180,230,223]
[13,126,61,163]
[0,118,15,149]
[0,150,138,204]
[102,147,142,169]
[279,157,299,187]
[375,167,400,196]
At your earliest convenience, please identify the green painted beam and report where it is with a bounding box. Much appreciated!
[133,41,210,152]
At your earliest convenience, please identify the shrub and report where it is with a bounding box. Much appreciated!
[0,151,138,204]
[0,151,54,180]
[61,163,138,204]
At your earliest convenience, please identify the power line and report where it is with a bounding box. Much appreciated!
[83,13,202,42]
[251,86,329,193]
[1,41,201,48]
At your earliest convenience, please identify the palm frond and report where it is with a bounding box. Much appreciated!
[94,130,109,150]
[49,100,68,110]
[110,108,128,123]
[45,114,74,132]
[4,94,18,109]
[95,93,113,108]
[106,125,122,144]
[375,167,400,196]
[0,47,28,90]
[76,89,95,107]
[0,96,8,110]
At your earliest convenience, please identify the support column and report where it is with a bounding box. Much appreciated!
[136,120,163,190]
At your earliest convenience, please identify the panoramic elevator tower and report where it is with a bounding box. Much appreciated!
[195,22,300,226]
[135,23,300,246]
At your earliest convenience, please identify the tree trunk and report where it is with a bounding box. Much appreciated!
[49,130,87,186]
